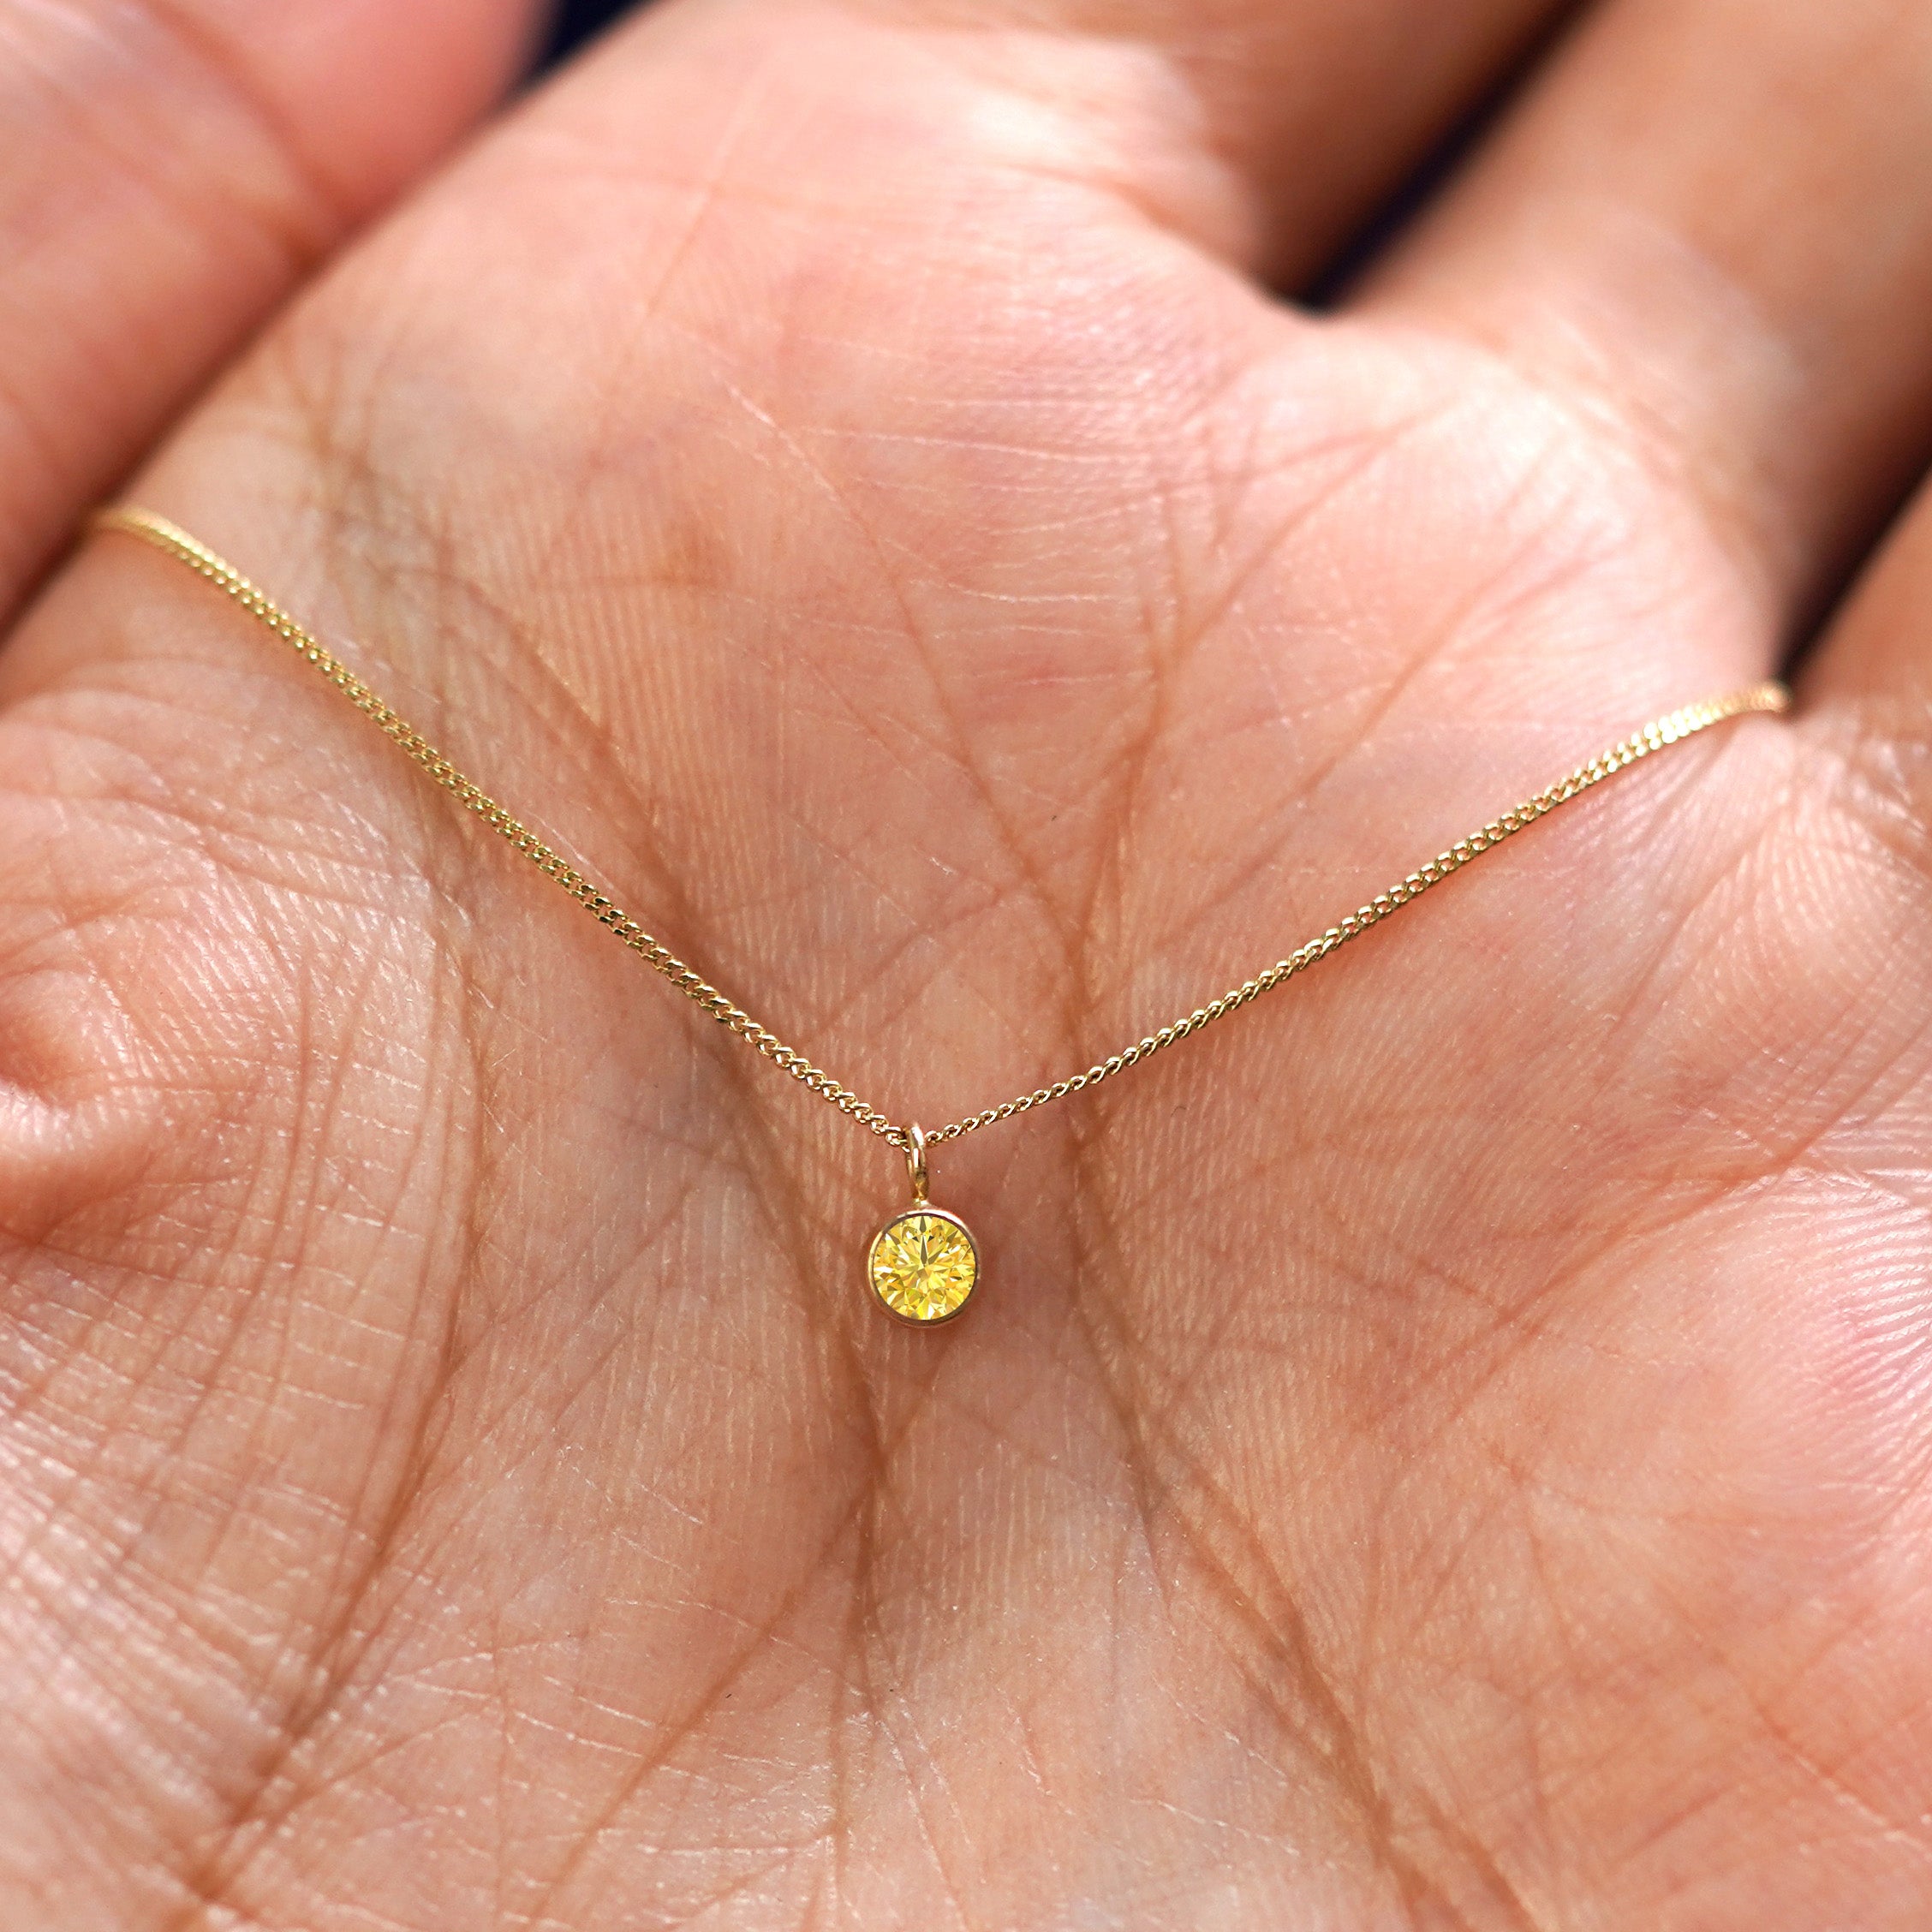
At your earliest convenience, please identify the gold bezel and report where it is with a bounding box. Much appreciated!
[866,1204,980,1327]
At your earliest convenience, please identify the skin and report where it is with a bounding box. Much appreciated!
[3,0,1932,1923]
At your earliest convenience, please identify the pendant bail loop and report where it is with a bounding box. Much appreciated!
[903,1123,929,1203]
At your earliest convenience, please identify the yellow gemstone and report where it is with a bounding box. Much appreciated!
[868,1208,979,1324]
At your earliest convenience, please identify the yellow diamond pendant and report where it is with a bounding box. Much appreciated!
[868,1125,978,1326]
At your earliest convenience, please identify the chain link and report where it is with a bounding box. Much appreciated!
[94,506,1788,1153]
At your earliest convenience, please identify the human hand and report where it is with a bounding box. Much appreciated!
[5,0,1932,1923]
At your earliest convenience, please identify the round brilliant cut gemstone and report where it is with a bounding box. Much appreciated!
[868,1208,978,1323]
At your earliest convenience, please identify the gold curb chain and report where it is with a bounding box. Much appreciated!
[93,506,1787,1159]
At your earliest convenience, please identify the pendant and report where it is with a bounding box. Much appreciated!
[867,1124,979,1326]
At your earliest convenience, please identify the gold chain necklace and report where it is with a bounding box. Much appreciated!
[93,506,1787,1327]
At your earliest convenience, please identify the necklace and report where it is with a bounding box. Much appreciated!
[92,506,1788,1327]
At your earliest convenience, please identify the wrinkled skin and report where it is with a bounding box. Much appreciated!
[5,0,1932,1924]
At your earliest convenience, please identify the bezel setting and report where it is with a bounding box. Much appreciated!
[866,1203,980,1327]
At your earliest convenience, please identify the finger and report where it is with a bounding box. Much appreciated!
[1803,474,1932,802]
[1357,0,1932,624]
[0,0,544,621]
[826,0,1572,281]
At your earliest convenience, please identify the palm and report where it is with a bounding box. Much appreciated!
[5,0,1932,1924]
